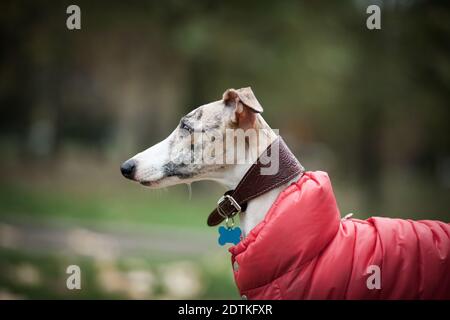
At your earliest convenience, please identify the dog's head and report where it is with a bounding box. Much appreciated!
[120,87,268,188]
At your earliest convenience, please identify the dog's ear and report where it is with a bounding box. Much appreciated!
[223,87,263,129]
[222,87,264,113]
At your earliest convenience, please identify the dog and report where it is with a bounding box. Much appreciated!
[121,87,450,299]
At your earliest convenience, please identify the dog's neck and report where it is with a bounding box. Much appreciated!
[215,115,300,237]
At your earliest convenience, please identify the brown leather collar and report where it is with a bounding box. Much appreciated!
[207,136,305,226]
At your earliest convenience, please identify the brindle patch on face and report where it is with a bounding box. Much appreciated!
[200,113,223,131]
[183,108,203,122]
[161,101,232,182]
[180,109,210,133]
[162,161,194,179]
[196,109,203,120]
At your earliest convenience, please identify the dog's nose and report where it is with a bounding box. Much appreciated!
[120,159,136,179]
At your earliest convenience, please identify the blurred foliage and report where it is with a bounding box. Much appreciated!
[0,0,449,299]
[0,249,237,299]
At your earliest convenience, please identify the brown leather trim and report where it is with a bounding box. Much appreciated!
[207,137,304,226]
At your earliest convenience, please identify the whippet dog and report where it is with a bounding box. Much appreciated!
[120,88,450,300]
[120,87,298,236]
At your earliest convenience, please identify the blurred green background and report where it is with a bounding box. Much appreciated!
[0,0,449,299]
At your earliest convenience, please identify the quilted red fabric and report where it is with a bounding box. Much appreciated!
[229,171,450,299]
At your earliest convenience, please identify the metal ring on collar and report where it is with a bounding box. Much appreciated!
[225,217,235,229]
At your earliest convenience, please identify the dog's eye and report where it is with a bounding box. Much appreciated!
[180,121,193,133]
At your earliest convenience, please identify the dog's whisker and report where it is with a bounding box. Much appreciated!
[186,182,192,200]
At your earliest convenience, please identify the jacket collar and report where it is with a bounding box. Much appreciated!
[229,171,341,291]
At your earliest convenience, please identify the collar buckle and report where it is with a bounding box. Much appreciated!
[217,194,241,218]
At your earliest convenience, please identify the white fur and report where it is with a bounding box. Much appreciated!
[131,132,174,185]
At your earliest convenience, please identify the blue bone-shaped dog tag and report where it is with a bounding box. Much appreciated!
[218,226,242,246]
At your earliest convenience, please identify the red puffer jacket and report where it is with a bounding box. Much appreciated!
[229,171,450,299]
